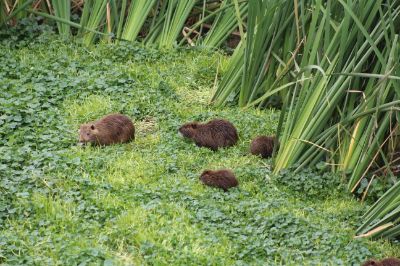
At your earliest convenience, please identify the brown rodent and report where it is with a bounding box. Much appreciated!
[200,169,238,192]
[362,258,400,266]
[79,113,135,146]
[179,119,238,151]
[250,135,278,158]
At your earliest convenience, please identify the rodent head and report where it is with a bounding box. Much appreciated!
[361,260,382,266]
[200,170,212,179]
[179,122,199,138]
[79,123,99,144]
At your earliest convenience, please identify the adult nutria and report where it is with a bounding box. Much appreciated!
[200,169,238,192]
[362,258,400,266]
[179,119,238,151]
[79,113,135,146]
[250,135,278,158]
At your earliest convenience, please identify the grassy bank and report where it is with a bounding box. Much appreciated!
[0,28,399,265]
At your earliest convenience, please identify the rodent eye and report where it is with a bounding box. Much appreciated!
[87,133,90,136]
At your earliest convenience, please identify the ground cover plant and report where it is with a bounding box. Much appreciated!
[1,22,400,265]
[2,0,400,241]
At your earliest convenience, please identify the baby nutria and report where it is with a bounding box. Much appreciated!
[179,119,238,151]
[362,258,400,266]
[79,113,135,146]
[200,169,238,192]
[250,135,278,158]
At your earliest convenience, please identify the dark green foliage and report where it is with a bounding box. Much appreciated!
[0,27,399,265]
[274,167,343,200]
[354,177,396,203]
[0,17,54,48]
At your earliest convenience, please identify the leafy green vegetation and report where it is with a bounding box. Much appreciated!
[274,167,342,200]
[200,0,247,48]
[1,23,399,265]
[1,0,246,48]
[211,0,400,240]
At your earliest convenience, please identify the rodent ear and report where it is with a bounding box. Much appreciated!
[202,170,210,176]
[90,124,95,130]
[191,123,197,129]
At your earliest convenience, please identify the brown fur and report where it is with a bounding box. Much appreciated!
[200,169,238,192]
[362,259,384,266]
[79,114,135,146]
[179,119,238,151]
[250,135,277,158]
[362,258,400,266]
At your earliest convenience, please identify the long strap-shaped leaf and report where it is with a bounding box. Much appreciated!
[121,0,158,41]
[51,0,70,36]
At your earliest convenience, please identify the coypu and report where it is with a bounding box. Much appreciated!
[179,119,238,151]
[79,113,135,146]
[200,169,238,191]
[362,258,400,266]
[250,135,278,158]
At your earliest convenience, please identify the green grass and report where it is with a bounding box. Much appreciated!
[0,24,399,265]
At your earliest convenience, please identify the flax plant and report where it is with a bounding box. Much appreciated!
[274,0,400,173]
[212,0,298,107]
[145,0,198,49]
[270,1,400,240]
[121,0,158,41]
[51,0,70,36]
[356,180,400,239]
[79,0,108,45]
[201,0,247,48]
